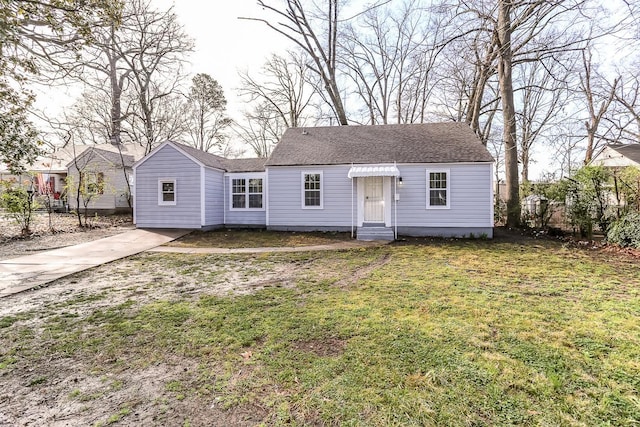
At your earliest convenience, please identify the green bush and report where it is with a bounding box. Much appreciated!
[607,213,640,248]
[0,180,39,235]
[566,166,613,238]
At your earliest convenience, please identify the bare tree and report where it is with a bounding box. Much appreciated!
[340,0,436,124]
[244,0,349,125]
[516,58,573,183]
[440,0,597,226]
[238,52,316,128]
[610,58,640,144]
[579,47,619,164]
[236,51,319,156]
[0,0,117,171]
[117,0,194,153]
[234,102,288,158]
[185,73,231,152]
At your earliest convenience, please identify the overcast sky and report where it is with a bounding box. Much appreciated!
[34,0,291,123]
[152,0,292,116]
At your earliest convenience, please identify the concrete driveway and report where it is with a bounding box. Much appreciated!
[0,229,188,298]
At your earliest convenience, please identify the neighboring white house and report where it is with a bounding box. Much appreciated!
[66,146,140,214]
[591,143,640,168]
[1,143,145,213]
[133,123,495,240]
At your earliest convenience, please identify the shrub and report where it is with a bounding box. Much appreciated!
[607,212,640,248]
[566,166,613,237]
[0,180,40,235]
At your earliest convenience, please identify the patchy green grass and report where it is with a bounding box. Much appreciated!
[168,228,353,248]
[1,237,639,425]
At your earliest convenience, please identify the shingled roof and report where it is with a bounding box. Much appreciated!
[69,147,136,169]
[608,143,640,164]
[223,158,267,173]
[171,142,228,170]
[265,122,494,166]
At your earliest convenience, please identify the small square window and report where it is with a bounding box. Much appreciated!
[158,179,176,205]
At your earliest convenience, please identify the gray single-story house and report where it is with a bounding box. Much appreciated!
[265,123,494,239]
[133,123,495,239]
[133,141,268,229]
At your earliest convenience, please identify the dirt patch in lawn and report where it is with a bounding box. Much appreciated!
[0,249,353,426]
[0,352,267,427]
[168,228,353,248]
[0,213,133,260]
[292,338,347,357]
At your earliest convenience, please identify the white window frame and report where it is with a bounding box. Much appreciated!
[426,169,450,209]
[228,173,265,211]
[158,178,177,206]
[301,171,323,209]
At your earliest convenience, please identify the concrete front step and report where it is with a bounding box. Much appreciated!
[356,226,395,241]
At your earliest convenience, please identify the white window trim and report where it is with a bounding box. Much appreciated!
[228,173,266,211]
[158,178,177,206]
[301,171,323,209]
[426,169,450,209]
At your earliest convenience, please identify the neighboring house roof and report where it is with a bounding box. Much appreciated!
[223,158,267,173]
[0,143,147,174]
[265,122,494,166]
[67,146,136,169]
[590,143,640,168]
[608,144,640,164]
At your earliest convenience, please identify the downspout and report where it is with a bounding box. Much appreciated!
[223,173,226,226]
[200,166,205,227]
[351,174,354,238]
[265,167,269,228]
[394,163,398,240]
[394,176,398,240]
[132,167,137,225]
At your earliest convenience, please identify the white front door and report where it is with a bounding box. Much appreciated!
[364,176,384,222]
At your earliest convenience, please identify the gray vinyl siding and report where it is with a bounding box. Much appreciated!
[67,161,131,211]
[134,145,202,228]
[224,175,266,226]
[267,165,354,228]
[267,163,491,231]
[204,168,224,226]
[393,163,493,227]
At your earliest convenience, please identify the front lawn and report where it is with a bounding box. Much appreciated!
[1,237,638,426]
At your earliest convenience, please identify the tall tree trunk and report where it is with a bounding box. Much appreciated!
[497,0,520,227]
[108,24,122,143]
[520,148,529,184]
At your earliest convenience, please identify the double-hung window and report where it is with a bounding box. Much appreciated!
[231,176,264,210]
[84,172,104,195]
[302,172,322,208]
[232,178,246,208]
[158,179,176,205]
[426,169,449,209]
[248,178,263,208]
